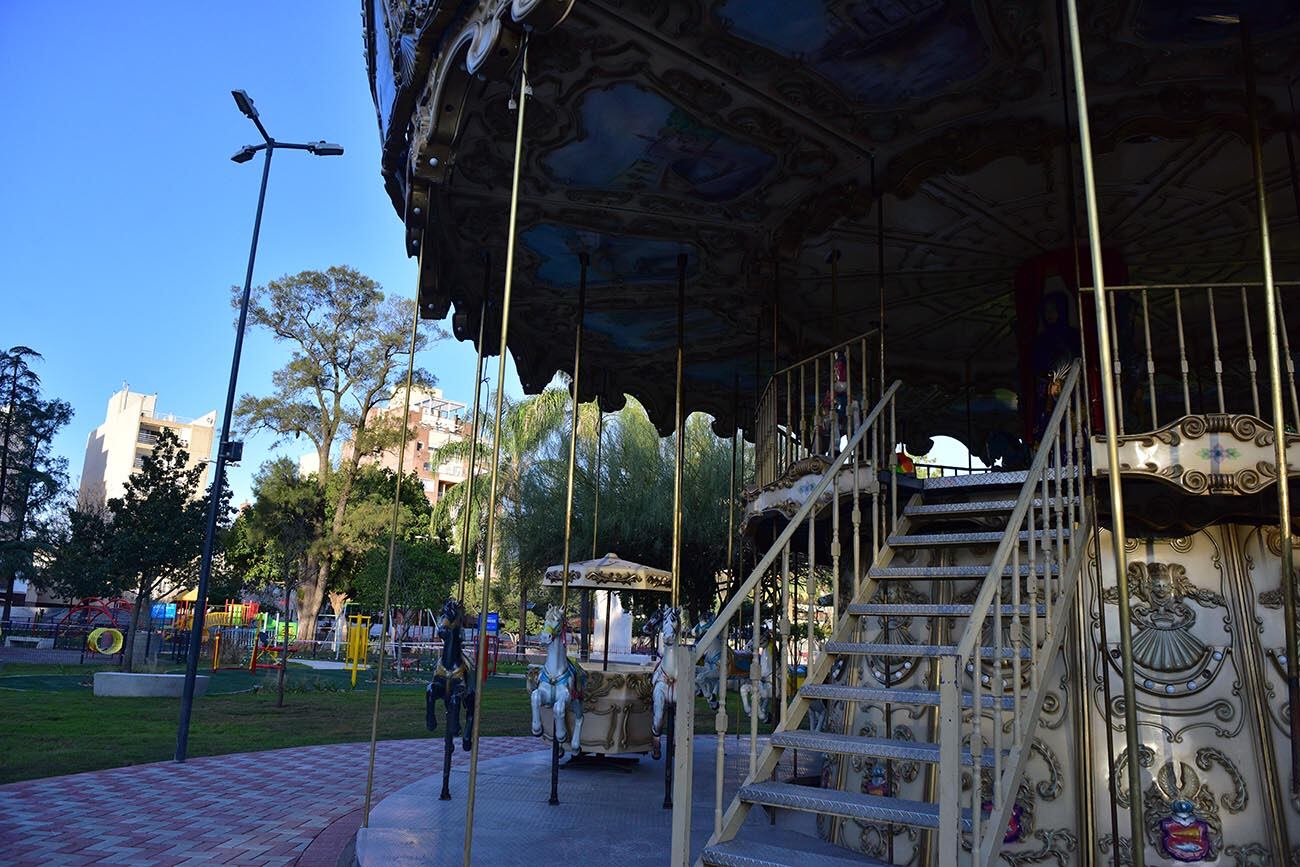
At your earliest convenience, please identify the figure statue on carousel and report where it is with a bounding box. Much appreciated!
[530,604,586,754]
[425,596,478,800]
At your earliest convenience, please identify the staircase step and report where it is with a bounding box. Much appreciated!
[799,684,1015,709]
[888,529,1070,547]
[701,834,892,866]
[868,564,1058,580]
[738,781,970,831]
[823,642,1033,659]
[921,470,1028,490]
[770,730,1000,765]
[848,602,1046,618]
[904,498,1018,516]
[902,497,1079,518]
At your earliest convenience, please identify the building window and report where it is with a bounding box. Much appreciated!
[133,455,147,469]
[137,429,160,446]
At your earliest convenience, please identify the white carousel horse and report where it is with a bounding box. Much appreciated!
[530,604,585,754]
[651,606,688,759]
[694,618,759,710]
[739,636,777,723]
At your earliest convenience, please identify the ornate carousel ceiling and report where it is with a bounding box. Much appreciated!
[363,0,1300,449]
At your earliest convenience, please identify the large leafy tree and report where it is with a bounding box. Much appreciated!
[0,346,73,625]
[233,265,443,638]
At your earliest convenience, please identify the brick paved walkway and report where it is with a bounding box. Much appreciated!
[0,737,546,866]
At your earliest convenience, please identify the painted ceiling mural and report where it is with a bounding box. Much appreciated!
[364,0,1300,441]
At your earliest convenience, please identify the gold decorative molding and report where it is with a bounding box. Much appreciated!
[1093,414,1300,497]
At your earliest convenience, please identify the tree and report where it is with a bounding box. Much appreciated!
[239,458,325,706]
[233,265,444,638]
[353,539,457,624]
[429,387,584,637]
[109,427,213,669]
[0,346,73,625]
[39,502,114,602]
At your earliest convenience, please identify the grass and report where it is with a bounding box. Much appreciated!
[0,662,771,784]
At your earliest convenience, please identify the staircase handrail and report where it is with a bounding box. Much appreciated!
[692,379,901,664]
[953,360,1081,661]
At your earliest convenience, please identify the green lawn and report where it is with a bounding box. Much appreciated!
[0,662,770,784]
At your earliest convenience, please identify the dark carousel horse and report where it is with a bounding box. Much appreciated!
[426,596,477,800]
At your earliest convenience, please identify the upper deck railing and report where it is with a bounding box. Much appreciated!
[1085,281,1300,434]
[754,328,880,487]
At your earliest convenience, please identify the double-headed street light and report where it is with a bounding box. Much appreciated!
[175,90,342,763]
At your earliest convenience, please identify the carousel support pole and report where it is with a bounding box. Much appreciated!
[1063,2,1144,860]
[463,41,529,865]
[671,252,687,610]
[727,376,739,600]
[873,155,886,400]
[1242,17,1300,795]
[593,384,611,669]
[458,281,489,604]
[361,250,422,826]
[552,250,589,801]
[665,251,688,815]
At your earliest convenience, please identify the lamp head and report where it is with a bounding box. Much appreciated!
[231,89,259,120]
[231,145,259,164]
[305,141,343,156]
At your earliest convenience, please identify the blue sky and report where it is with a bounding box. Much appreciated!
[0,4,513,503]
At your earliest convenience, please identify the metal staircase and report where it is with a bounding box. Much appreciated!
[676,363,1091,867]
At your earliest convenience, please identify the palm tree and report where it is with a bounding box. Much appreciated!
[429,386,599,629]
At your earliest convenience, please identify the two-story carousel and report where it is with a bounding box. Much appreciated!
[361,1,1299,864]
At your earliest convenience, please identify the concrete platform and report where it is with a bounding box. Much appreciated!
[358,736,836,866]
[93,671,209,697]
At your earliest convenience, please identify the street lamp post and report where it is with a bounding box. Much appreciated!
[175,90,342,763]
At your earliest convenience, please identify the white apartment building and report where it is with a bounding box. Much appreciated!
[79,388,217,506]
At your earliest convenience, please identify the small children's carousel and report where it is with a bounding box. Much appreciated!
[527,553,671,766]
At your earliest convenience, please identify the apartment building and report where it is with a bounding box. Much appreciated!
[353,386,472,505]
[79,388,217,506]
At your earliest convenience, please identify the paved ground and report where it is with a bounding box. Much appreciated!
[0,736,545,866]
[358,736,833,867]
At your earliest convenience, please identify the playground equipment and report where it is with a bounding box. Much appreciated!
[347,614,371,687]
[86,627,125,655]
[59,598,131,629]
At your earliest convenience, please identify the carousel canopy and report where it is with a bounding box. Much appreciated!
[363,0,1300,451]
[543,552,672,593]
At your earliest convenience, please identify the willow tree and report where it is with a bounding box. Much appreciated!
[513,397,737,624]
[233,266,441,639]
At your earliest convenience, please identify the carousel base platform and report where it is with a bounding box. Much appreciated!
[356,736,853,866]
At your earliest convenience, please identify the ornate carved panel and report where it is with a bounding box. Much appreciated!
[1094,415,1300,497]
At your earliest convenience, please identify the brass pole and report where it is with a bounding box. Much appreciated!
[593,388,603,562]
[726,377,739,602]
[463,42,529,865]
[874,155,886,400]
[829,248,840,345]
[671,253,687,608]
[1242,16,1299,793]
[1063,1,1144,860]
[457,285,489,604]
[362,265,422,826]
[559,254,589,618]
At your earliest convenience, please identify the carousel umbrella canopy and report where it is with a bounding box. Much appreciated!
[543,552,672,594]
[363,0,1300,453]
